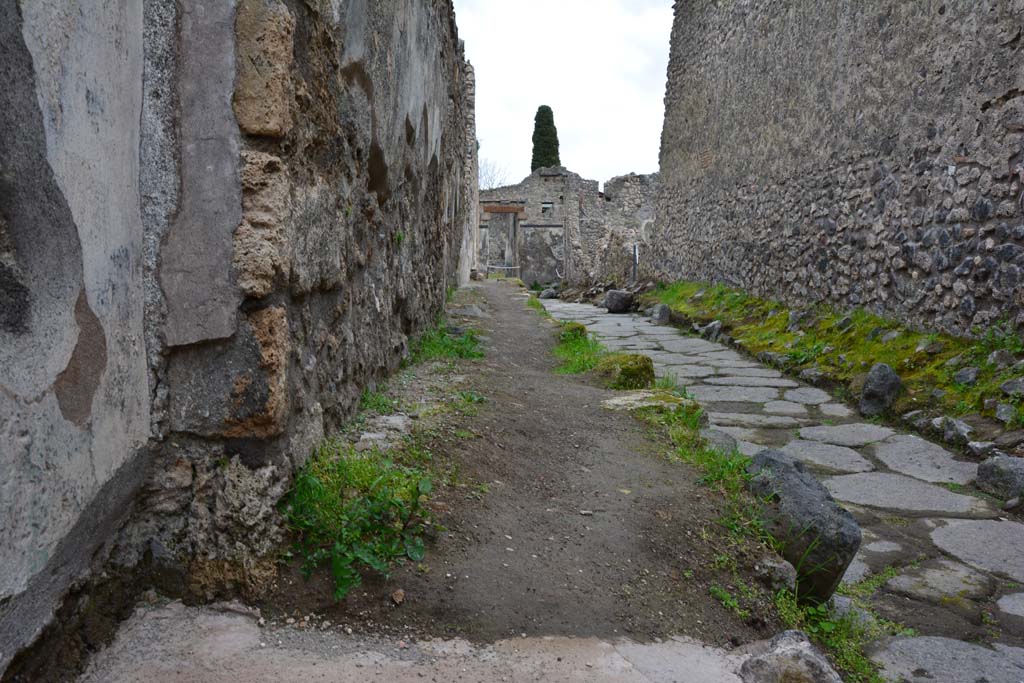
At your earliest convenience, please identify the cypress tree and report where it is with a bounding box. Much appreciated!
[530,105,561,171]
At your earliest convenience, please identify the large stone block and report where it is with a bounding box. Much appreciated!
[233,0,295,138]
[234,152,292,298]
[747,450,862,603]
[167,307,289,440]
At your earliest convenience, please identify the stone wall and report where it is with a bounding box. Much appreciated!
[0,0,476,673]
[652,0,1024,336]
[481,167,658,286]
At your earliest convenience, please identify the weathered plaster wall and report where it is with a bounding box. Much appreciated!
[653,0,1024,335]
[0,0,150,667]
[0,0,476,673]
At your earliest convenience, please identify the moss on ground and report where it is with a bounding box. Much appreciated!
[644,281,1024,426]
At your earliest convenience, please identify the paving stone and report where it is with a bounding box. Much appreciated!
[708,412,805,429]
[737,441,764,457]
[871,435,977,485]
[885,559,994,603]
[694,350,747,362]
[713,425,764,442]
[824,473,996,517]
[997,593,1024,620]
[646,351,707,365]
[780,440,874,474]
[800,423,895,447]
[871,636,1024,683]
[657,338,723,354]
[715,367,783,378]
[841,556,870,585]
[764,401,808,416]
[656,364,718,379]
[709,360,764,369]
[689,385,781,404]
[783,387,833,405]
[603,338,663,351]
[931,519,1024,582]
[863,540,902,553]
[587,327,640,338]
[601,392,694,412]
[703,376,800,388]
[820,403,854,418]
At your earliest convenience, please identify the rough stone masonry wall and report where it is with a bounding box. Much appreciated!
[0,0,476,673]
[652,0,1024,336]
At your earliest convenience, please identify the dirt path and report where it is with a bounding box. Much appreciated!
[262,280,776,645]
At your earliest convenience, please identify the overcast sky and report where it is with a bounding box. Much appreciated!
[452,0,674,188]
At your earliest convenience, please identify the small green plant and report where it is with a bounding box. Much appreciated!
[456,390,486,404]
[530,281,543,292]
[284,440,433,600]
[394,231,406,246]
[526,296,550,317]
[775,588,912,683]
[710,584,749,618]
[408,322,484,365]
[653,373,688,396]
[360,387,395,413]
[553,323,606,374]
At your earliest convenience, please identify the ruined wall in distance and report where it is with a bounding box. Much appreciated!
[652,0,1024,335]
[481,167,658,286]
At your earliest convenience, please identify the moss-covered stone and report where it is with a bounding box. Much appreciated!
[560,322,588,342]
[596,353,656,390]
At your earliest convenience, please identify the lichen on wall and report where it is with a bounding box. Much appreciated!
[653,0,1024,336]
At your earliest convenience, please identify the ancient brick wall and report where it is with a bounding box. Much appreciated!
[652,0,1024,335]
[0,0,476,671]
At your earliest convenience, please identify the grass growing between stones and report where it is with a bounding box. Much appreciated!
[645,281,1024,426]
[775,565,915,683]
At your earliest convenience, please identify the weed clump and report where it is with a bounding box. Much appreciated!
[408,321,484,365]
[284,440,433,600]
[553,323,605,373]
[596,353,656,390]
[560,322,588,341]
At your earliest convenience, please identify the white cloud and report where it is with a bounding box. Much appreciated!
[454,0,674,186]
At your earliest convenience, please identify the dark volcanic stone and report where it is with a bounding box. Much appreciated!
[859,363,902,417]
[603,289,634,314]
[747,450,862,603]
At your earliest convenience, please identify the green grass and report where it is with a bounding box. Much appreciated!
[645,281,1024,425]
[552,323,607,374]
[636,402,771,544]
[283,439,433,600]
[360,387,395,413]
[526,295,551,318]
[408,321,484,365]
